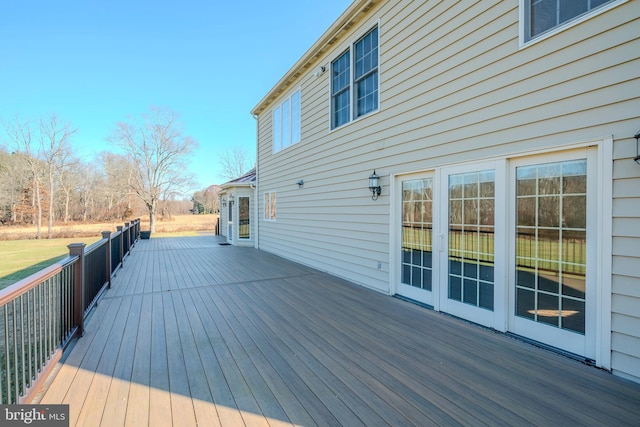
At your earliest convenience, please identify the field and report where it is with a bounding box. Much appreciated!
[0,214,219,289]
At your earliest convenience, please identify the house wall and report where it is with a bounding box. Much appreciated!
[255,0,640,382]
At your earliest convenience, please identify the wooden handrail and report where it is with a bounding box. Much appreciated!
[0,256,77,306]
[0,218,141,405]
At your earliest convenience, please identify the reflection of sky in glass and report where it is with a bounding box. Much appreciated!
[517,159,586,180]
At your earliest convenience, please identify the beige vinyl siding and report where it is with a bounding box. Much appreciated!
[255,0,640,378]
[612,137,640,382]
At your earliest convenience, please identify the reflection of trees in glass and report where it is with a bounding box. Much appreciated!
[448,170,495,309]
[401,178,433,289]
[515,159,587,333]
[516,160,586,233]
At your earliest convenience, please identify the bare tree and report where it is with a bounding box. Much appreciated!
[109,107,197,232]
[219,146,254,181]
[192,185,220,214]
[0,147,30,222]
[99,151,135,220]
[58,156,82,223]
[39,114,76,236]
[3,117,46,237]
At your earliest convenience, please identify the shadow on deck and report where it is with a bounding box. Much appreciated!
[39,235,640,426]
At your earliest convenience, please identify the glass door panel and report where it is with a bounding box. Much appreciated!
[515,159,587,335]
[439,162,502,329]
[398,175,435,306]
[448,170,495,311]
[401,178,434,291]
[238,196,250,239]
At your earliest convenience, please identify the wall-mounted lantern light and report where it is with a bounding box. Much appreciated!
[313,65,326,77]
[297,179,304,188]
[369,170,381,200]
[221,197,227,207]
[634,130,640,165]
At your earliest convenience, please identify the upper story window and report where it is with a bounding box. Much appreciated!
[524,0,618,42]
[273,90,301,153]
[331,25,379,129]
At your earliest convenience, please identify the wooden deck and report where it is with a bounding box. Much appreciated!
[39,235,640,426]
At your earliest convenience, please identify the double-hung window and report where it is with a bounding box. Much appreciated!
[524,0,620,42]
[273,90,301,153]
[331,25,379,129]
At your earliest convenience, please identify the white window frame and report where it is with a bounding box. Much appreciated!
[519,0,627,48]
[273,89,301,153]
[264,191,276,221]
[330,23,380,130]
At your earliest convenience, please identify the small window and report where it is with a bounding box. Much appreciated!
[524,0,618,42]
[273,90,301,153]
[264,192,276,221]
[331,25,379,129]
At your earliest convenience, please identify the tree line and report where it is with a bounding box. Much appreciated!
[1,108,255,236]
[0,108,200,236]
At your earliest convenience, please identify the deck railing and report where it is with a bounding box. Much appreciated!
[0,218,140,404]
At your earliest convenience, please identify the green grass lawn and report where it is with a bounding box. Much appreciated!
[0,237,101,290]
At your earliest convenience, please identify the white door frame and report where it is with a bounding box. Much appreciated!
[437,160,507,331]
[227,199,234,244]
[390,137,612,368]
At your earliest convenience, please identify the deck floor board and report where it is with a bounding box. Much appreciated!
[38,235,640,426]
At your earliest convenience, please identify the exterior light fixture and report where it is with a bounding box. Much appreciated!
[313,65,326,77]
[634,130,640,165]
[221,197,227,207]
[369,170,381,200]
[296,179,304,188]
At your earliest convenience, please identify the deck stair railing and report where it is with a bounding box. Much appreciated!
[0,218,140,404]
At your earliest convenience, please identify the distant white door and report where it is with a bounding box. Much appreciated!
[238,196,250,240]
[227,201,234,244]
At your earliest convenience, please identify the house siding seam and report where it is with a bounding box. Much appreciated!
[254,0,640,382]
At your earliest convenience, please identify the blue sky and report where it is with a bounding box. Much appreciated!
[0,0,353,191]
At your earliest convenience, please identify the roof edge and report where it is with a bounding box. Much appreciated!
[250,0,377,116]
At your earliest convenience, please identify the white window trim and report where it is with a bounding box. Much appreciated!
[272,88,301,153]
[329,20,381,131]
[518,0,628,49]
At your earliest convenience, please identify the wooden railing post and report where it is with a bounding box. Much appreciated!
[102,231,112,288]
[117,225,124,266]
[68,243,86,337]
[135,218,140,241]
[124,222,130,254]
